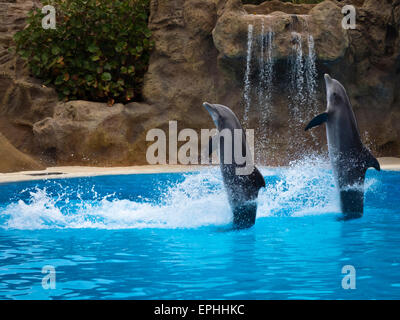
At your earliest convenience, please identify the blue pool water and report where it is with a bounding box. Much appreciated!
[0,160,399,299]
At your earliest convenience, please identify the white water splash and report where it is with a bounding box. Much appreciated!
[0,172,231,230]
[0,156,378,231]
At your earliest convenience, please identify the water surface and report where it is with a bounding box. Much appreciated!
[0,162,399,299]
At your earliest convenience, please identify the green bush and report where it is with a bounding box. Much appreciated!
[14,0,153,105]
[242,0,324,4]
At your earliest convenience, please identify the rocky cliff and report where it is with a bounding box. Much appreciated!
[0,133,43,172]
[1,0,399,171]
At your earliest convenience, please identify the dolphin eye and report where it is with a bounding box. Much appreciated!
[332,92,341,104]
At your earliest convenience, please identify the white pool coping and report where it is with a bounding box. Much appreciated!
[0,157,399,184]
[0,165,211,184]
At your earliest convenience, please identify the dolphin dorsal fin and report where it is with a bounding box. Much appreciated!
[251,166,266,190]
[305,113,328,131]
[362,148,380,171]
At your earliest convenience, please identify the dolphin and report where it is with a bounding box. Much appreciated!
[305,74,380,219]
[203,102,265,229]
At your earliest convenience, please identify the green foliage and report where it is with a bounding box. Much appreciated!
[242,0,324,4]
[285,0,324,3]
[14,0,153,104]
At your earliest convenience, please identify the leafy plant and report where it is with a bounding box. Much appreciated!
[14,0,153,105]
[242,0,324,4]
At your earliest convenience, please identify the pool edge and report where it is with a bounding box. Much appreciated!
[0,158,399,184]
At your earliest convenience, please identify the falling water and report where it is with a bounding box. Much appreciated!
[243,24,254,126]
[242,15,319,161]
[304,32,320,146]
[257,20,275,161]
[258,21,275,125]
[305,33,317,112]
[258,21,266,110]
[288,17,318,121]
[243,17,318,125]
[289,31,305,118]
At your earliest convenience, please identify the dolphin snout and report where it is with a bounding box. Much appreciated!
[203,102,217,116]
[324,74,332,84]
[203,102,213,110]
[203,102,219,126]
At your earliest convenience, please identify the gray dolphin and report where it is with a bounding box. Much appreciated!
[203,102,265,229]
[305,74,380,219]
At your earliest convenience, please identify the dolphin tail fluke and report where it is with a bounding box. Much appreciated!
[362,148,380,171]
[305,113,328,131]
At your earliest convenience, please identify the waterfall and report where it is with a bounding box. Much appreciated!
[305,33,317,113]
[242,16,319,161]
[258,22,274,125]
[289,31,305,119]
[288,17,318,121]
[243,24,254,126]
[257,21,275,161]
[258,21,266,110]
[243,17,318,126]
[243,21,275,128]
[241,19,276,160]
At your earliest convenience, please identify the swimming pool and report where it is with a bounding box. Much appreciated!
[0,161,399,299]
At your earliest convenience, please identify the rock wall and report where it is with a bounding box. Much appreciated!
[143,0,400,164]
[33,100,162,165]
[0,133,43,173]
[0,0,399,170]
[0,0,58,166]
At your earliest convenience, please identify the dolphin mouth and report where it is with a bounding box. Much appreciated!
[202,102,215,117]
[203,102,213,111]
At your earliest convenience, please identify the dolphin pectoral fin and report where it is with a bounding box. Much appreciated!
[363,148,381,171]
[251,166,266,190]
[305,113,328,131]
